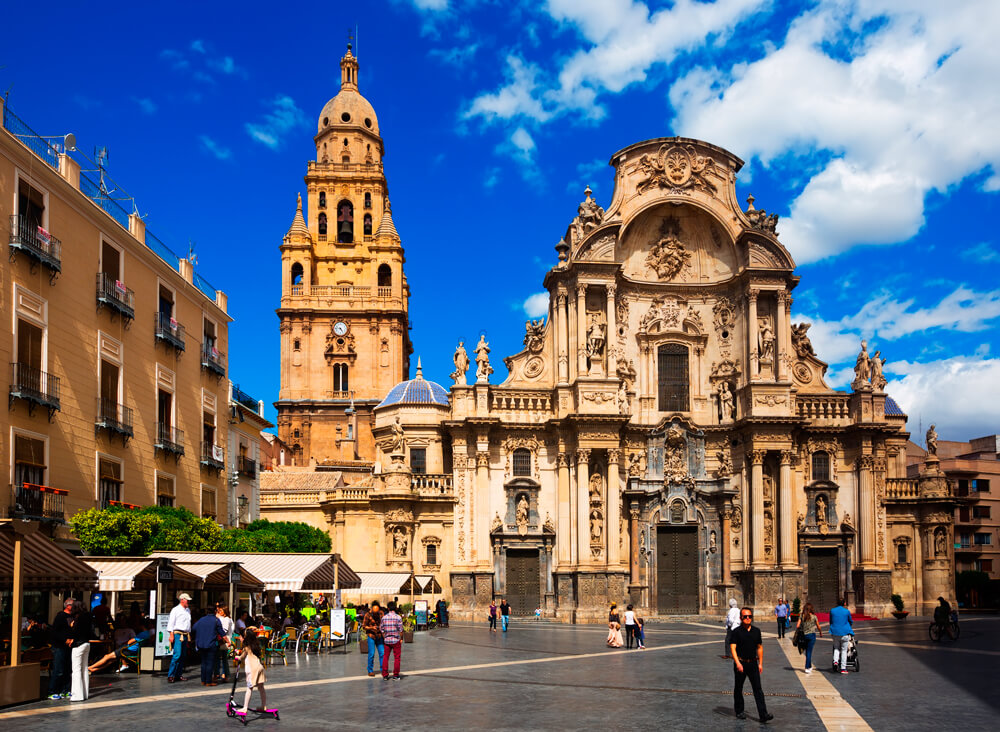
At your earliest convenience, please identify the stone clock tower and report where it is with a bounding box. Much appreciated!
[275,43,411,474]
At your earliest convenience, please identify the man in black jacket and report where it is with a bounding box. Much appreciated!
[48,598,75,699]
[729,607,774,723]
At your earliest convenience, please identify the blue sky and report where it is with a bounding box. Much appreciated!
[3,0,999,441]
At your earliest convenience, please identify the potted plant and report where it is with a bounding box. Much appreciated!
[790,597,801,623]
[402,614,416,643]
[891,593,908,620]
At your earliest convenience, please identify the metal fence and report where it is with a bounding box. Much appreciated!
[1,105,60,169]
[79,173,132,231]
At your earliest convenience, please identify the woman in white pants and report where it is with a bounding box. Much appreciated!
[69,599,93,702]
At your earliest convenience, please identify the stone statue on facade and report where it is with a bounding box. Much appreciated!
[628,451,645,477]
[392,527,408,558]
[590,508,603,543]
[589,473,603,501]
[852,340,870,389]
[871,350,887,391]
[797,512,806,532]
[758,319,775,365]
[543,513,555,533]
[718,381,735,422]
[709,530,717,553]
[715,450,733,478]
[516,494,529,527]
[791,322,815,357]
[926,424,938,456]
[474,334,493,383]
[523,319,545,353]
[815,494,828,528]
[934,526,947,556]
[451,340,470,385]
[572,185,605,241]
[745,194,779,234]
[491,512,503,533]
[617,380,629,415]
[586,314,606,360]
[388,415,405,455]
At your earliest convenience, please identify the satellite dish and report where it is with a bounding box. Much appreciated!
[64,133,76,151]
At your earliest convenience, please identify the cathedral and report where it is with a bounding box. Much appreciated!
[263,45,956,620]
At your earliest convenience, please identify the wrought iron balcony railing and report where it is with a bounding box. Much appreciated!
[201,343,226,378]
[6,482,67,523]
[154,313,185,352]
[154,423,185,457]
[237,455,257,478]
[231,384,258,412]
[8,214,61,280]
[96,272,135,322]
[9,363,60,418]
[201,441,225,471]
[95,398,134,443]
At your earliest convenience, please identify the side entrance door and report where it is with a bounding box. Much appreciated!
[807,548,840,612]
[505,549,540,616]
[656,526,699,614]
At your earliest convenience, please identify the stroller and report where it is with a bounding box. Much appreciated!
[842,634,860,672]
[226,658,280,725]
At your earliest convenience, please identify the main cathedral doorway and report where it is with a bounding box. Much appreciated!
[505,549,541,616]
[656,526,699,614]
[807,548,840,612]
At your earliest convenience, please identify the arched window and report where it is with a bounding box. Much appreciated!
[337,200,354,243]
[318,191,326,208]
[364,213,373,236]
[512,448,531,477]
[657,343,689,412]
[291,262,303,285]
[333,363,349,392]
[378,264,392,287]
[364,192,372,209]
[318,212,327,236]
[812,451,831,481]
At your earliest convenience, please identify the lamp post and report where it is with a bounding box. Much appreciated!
[237,493,248,527]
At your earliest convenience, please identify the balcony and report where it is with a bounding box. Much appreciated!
[5,482,67,523]
[8,214,61,282]
[96,272,135,323]
[154,423,185,459]
[237,455,258,479]
[107,499,140,510]
[201,343,226,379]
[201,441,225,471]
[95,398,134,445]
[9,363,60,420]
[154,313,185,353]
[231,384,259,412]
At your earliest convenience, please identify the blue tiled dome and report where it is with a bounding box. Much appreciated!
[884,396,905,416]
[377,359,449,408]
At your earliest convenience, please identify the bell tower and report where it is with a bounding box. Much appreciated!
[276,43,412,475]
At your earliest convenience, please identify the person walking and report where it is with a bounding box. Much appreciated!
[380,601,403,680]
[623,604,639,649]
[488,600,497,632]
[829,597,853,674]
[215,606,234,681]
[724,598,740,659]
[500,598,510,632]
[166,592,192,683]
[795,602,822,673]
[48,598,75,700]
[635,611,647,650]
[68,599,93,702]
[235,627,272,721]
[192,606,224,686]
[729,607,774,723]
[774,598,789,639]
[436,598,449,628]
[362,600,385,677]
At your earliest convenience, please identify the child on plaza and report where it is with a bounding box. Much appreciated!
[235,627,273,719]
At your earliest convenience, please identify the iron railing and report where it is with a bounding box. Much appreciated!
[1,105,60,169]
[231,384,258,412]
[6,482,67,522]
[155,423,185,456]
[96,398,134,439]
[201,343,226,377]
[10,363,61,413]
[79,173,131,231]
[8,214,62,274]
[96,272,135,321]
[193,272,216,301]
[201,441,225,470]
[237,455,257,478]
[154,313,185,352]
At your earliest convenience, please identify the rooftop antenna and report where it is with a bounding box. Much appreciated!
[187,239,198,265]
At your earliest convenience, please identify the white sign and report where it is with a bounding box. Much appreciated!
[155,614,171,657]
[331,608,346,641]
[212,445,224,462]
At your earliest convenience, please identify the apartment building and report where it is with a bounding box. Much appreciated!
[1,98,232,540]
[228,381,273,526]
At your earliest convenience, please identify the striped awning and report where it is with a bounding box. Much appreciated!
[0,524,98,590]
[174,562,265,591]
[81,558,203,592]
[150,552,361,591]
[415,575,442,593]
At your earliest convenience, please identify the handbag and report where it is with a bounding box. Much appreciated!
[792,628,804,651]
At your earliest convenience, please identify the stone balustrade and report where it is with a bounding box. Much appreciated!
[490,390,553,422]
[796,394,851,422]
[885,478,920,499]
[412,474,453,494]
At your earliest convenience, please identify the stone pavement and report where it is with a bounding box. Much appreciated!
[0,616,996,730]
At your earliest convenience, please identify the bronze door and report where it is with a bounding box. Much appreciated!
[807,548,840,612]
[505,549,540,616]
[656,527,699,614]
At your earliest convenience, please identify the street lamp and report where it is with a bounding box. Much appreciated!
[237,494,249,526]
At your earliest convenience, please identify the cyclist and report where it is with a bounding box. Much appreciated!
[933,597,954,639]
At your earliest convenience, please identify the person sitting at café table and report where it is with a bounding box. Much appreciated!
[88,619,155,674]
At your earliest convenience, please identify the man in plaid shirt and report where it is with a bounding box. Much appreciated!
[379,601,404,680]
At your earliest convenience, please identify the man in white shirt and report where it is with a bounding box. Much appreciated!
[623,604,638,649]
[724,598,741,658]
[166,593,192,682]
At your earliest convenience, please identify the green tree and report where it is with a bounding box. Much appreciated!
[70,506,222,555]
[244,519,331,552]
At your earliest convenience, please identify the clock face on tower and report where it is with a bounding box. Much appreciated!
[333,321,348,336]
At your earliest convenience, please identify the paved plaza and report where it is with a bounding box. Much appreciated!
[0,616,996,730]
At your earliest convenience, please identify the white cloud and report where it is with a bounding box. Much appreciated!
[429,43,480,67]
[567,157,610,194]
[523,292,549,318]
[133,97,157,115]
[209,56,238,74]
[791,314,860,366]
[412,0,448,9]
[484,167,501,189]
[961,241,1000,263]
[190,39,206,54]
[841,287,1000,341]
[245,95,307,150]
[200,135,232,161]
[465,56,553,124]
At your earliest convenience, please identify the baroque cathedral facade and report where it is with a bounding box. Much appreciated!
[264,45,956,620]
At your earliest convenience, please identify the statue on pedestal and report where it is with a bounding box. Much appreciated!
[870,350,887,391]
[926,424,938,456]
[388,415,405,455]
[451,340,470,385]
[474,334,493,383]
[852,340,871,389]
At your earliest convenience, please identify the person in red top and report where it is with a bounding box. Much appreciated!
[379,601,404,680]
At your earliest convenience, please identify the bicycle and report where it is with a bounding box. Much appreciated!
[928,617,960,642]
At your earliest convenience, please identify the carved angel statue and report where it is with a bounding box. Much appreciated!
[791,322,816,358]
[388,415,405,454]
[516,495,529,529]
[589,473,603,501]
[451,340,470,385]
[716,450,733,477]
[474,334,493,383]
[628,451,644,477]
[926,424,938,456]
[718,381,735,422]
[870,350,887,391]
[852,340,870,389]
[523,319,545,353]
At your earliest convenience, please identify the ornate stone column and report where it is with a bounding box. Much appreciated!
[557,452,571,565]
[629,504,640,584]
[720,504,733,586]
[776,291,790,382]
[747,289,759,381]
[858,455,875,565]
[607,449,621,566]
[576,449,590,566]
[568,288,577,382]
[476,450,491,567]
[606,284,617,376]
[556,289,569,385]
[779,450,796,567]
[577,284,588,376]
[751,449,767,565]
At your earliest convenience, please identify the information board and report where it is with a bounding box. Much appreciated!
[155,614,171,657]
[331,608,346,642]
[414,600,428,627]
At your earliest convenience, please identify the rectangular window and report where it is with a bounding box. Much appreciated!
[101,240,122,281]
[156,474,175,507]
[16,319,43,370]
[957,479,970,496]
[14,434,46,486]
[896,543,907,564]
[959,534,971,548]
[203,317,217,350]
[973,479,990,493]
[158,389,173,431]
[974,532,992,546]
[976,559,993,573]
[98,457,123,508]
[203,410,216,445]
[973,505,992,519]
[18,179,45,228]
[201,486,216,520]
[100,359,120,405]
[657,344,690,412]
[959,507,970,523]
[410,447,427,474]
[426,543,437,566]
[158,283,175,319]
